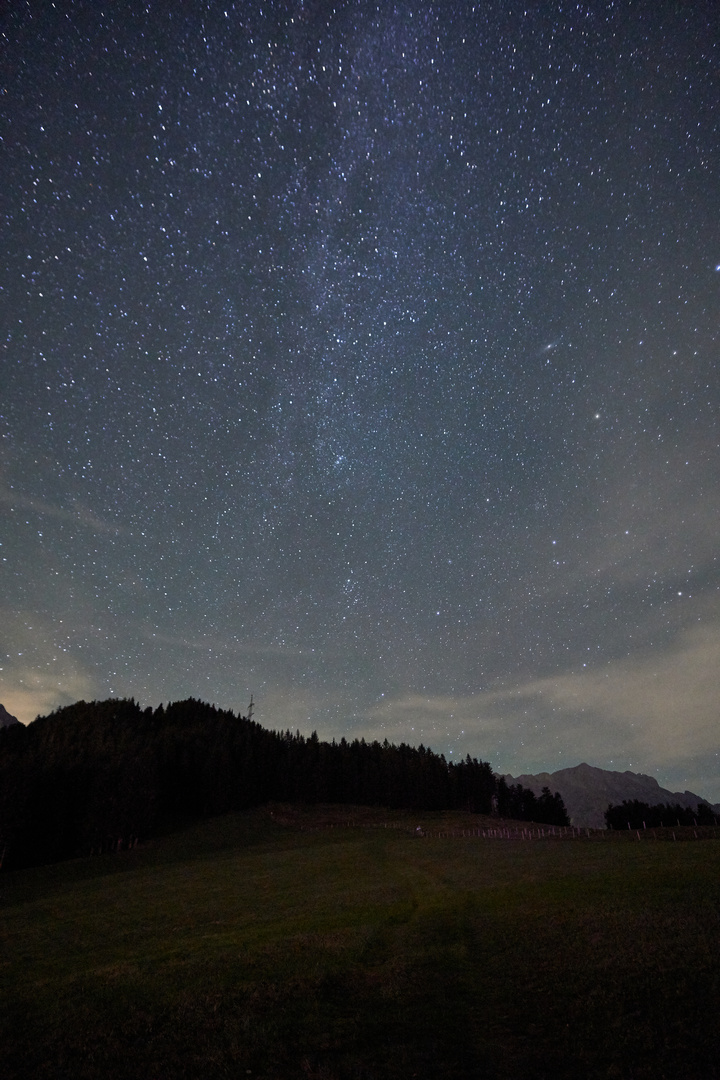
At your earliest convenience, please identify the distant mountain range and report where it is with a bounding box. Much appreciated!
[0,704,20,728]
[504,762,720,828]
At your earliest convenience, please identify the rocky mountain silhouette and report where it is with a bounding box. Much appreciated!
[503,762,720,828]
[0,704,20,728]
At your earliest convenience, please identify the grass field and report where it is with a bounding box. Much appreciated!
[1,805,719,1079]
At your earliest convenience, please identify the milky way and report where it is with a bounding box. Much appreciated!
[2,0,719,797]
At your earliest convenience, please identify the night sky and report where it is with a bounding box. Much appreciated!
[2,1,719,799]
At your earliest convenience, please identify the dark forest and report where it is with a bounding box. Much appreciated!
[0,697,569,870]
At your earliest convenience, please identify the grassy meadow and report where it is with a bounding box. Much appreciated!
[1,805,719,1079]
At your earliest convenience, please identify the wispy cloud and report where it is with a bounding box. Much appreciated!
[0,667,96,726]
[505,622,720,770]
[141,628,314,658]
[0,608,99,724]
[0,485,127,536]
[360,620,720,798]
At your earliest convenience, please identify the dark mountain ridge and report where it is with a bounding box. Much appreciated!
[504,762,720,828]
[0,704,20,728]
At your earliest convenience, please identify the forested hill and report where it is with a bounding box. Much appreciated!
[0,697,568,870]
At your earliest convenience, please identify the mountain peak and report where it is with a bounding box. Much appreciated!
[503,763,717,828]
[0,704,21,728]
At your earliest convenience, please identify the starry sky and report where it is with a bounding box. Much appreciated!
[2,0,719,799]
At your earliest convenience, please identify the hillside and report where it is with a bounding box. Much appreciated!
[1,805,719,1079]
[0,697,567,871]
[504,762,720,828]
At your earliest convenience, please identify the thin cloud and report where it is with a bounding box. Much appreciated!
[0,664,96,726]
[142,628,312,658]
[505,622,720,769]
[0,608,99,724]
[0,485,128,536]
[361,620,720,798]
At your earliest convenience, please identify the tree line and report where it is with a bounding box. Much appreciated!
[604,799,720,830]
[0,697,569,870]
[495,775,569,826]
